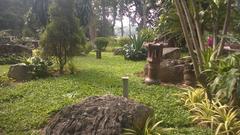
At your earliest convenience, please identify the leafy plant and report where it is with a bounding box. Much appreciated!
[117,37,131,47]
[95,37,109,51]
[0,55,26,65]
[0,75,11,87]
[181,88,240,135]
[83,41,93,55]
[201,53,240,104]
[123,33,147,61]
[180,88,206,108]
[67,58,77,74]
[26,56,52,78]
[123,117,173,135]
[140,28,156,42]
[211,101,240,135]
[129,33,147,52]
[189,99,214,126]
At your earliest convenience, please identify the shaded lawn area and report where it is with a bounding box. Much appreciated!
[0,65,9,76]
[0,53,210,135]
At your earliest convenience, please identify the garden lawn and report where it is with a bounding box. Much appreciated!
[0,65,9,76]
[0,52,210,135]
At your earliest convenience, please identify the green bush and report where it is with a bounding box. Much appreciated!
[26,57,52,78]
[140,28,156,42]
[83,42,93,55]
[123,33,148,61]
[123,45,147,61]
[201,53,240,104]
[105,37,118,52]
[113,47,124,55]
[117,37,131,46]
[95,37,109,51]
[0,75,11,87]
[0,55,25,65]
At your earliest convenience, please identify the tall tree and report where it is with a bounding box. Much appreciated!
[174,0,233,80]
[75,0,96,48]
[32,0,49,27]
[0,0,33,33]
[40,0,85,74]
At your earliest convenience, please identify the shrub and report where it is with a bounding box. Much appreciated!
[0,55,25,65]
[123,117,173,135]
[117,37,131,47]
[32,49,42,57]
[123,33,148,61]
[105,37,118,52]
[0,75,11,87]
[201,53,240,105]
[113,47,124,55]
[67,58,77,74]
[83,42,93,55]
[180,88,206,108]
[180,88,240,134]
[26,57,52,78]
[40,0,85,74]
[123,45,147,61]
[140,28,156,42]
[95,37,109,51]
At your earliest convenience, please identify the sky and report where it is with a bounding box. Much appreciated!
[114,16,137,36]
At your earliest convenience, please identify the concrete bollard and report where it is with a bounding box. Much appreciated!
[122,77,129,98]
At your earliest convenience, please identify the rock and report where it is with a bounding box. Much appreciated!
[144,59,185,84]
[0,44,32,56]
[8,64,33,81]
[159,59,184,83]
[43,95,153,135]
[162,47,180,59]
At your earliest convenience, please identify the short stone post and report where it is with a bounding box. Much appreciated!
[144,43,163,85]
[183,63,196,87]
[122,77,129,98]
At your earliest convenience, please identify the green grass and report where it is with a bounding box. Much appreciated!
[0,52,210,135]
[0,65,9,76]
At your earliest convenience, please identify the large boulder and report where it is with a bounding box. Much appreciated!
[159,59,185,83]
[162,47,180,59]
[8,64,33,81]
[43,95,153,135]
[144,59,185,84]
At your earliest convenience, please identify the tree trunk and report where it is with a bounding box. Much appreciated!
[181,0,204,71]
[111,2,117,35]
[142,0,147,28]
[101,0,107,36]
[59,64,64,74]
[96,49,101,59]
[120,15,124,37]
[191,0,205,52]
[128,15,132,36]
[217,0,232,57]
[119,1,124,37]
[89,17,96,49]
[174,0,200,79]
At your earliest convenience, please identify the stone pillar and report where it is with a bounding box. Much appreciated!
[122,77,129,98]
[183,63,196,87]
[144,43,163,85]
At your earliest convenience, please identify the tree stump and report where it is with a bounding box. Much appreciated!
[43,95,153,135]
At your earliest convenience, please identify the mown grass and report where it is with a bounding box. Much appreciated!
[0,52,210,135]
[0,65,9,76]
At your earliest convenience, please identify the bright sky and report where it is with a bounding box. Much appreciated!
[115,16,137,36]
